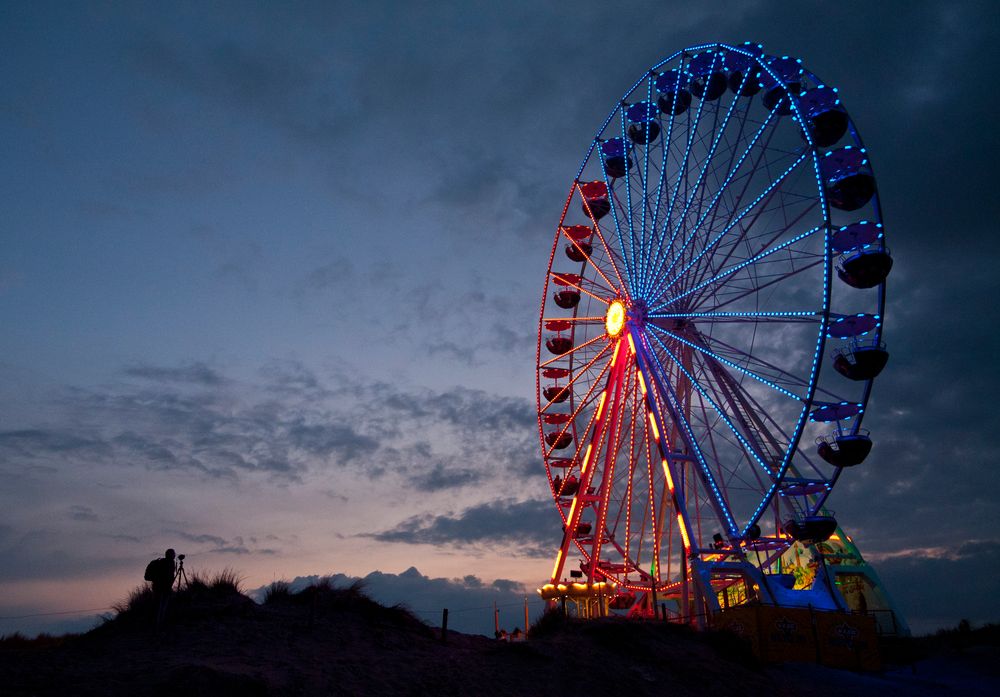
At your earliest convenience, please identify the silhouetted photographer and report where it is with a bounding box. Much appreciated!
[144,548,180,630]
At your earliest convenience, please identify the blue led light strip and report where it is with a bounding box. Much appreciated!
[652,225,823,311]
[635,71,657,297]
[639,329,739,535]
[643,55,686,299]
[651,52,713,298]
[595,135,636,297]
[650,310,819,319]
[618,101,640,295]
[653,150,810,299]
[647,323,804,402]
[647,330,777,485]
[644,105,781,298]
[645,56,750,292]
[742,160,832,538]
[640,94,774,294]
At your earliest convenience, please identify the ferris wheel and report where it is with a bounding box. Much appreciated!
[536,42,892,617]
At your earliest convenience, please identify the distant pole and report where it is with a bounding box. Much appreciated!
[441,608,449,644]
[494,601,499,636]
[524,596,530,637]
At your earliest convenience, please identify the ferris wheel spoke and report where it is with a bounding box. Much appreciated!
[613,107,641,291]
[640,337,740,536]
[652,60,716,291]
[655,222,823,309]
[683,192,820,300]
[644,57,690,297]
[650,310,821,321]
[647,323,807,402]
[538,334,609,369]
[645,105,782,297]
[539,342,614,412]
[635,71,666,297]
[646,70,751,294]
[547,270,614,305]
[542,315,607,324]
[689,332,815,392]
[648,335,778,493]
[657,149,810,299]
[693,257,822,313]
[694,351,797,473]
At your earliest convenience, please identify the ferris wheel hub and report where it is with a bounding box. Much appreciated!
[605,300,627,337]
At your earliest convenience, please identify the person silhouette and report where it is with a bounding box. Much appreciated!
[144,548,177,630]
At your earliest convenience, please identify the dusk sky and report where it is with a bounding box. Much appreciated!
[2,1,997,637]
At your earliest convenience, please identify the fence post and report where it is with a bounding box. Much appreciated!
[524,596,530,638]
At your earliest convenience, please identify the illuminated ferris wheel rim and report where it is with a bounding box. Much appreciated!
[535,41,891,599]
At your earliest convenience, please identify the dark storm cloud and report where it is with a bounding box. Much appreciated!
[368,498,555,557]
[126,35,331,135]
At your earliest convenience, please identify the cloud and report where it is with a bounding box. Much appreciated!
[246,566,543,636]
[68,505,99,523]
[876,540,1000,634]
[123,362,227,386]
[0,429,111,460]
[167,531,280,557]
[411,463,483,492]
[368,498,556,557]
[0,360,544,499]
[0,528,137,583]
[286,421,379,462]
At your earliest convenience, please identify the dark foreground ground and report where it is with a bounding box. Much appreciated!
[1,580,996,696]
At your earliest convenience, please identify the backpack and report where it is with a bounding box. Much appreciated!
[144,558,159,582]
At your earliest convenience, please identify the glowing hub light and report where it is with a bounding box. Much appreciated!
[605,300,626,337]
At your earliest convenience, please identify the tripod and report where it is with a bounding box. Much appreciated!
[173,556,189,591]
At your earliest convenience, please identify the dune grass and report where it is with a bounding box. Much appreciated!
[0,632,79,650]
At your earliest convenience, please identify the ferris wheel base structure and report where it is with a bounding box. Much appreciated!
[534,42,906,635]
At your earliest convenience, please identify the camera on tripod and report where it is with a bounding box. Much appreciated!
[173,553,189,589]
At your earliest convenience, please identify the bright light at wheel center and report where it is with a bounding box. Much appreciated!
[605,300,626,338]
